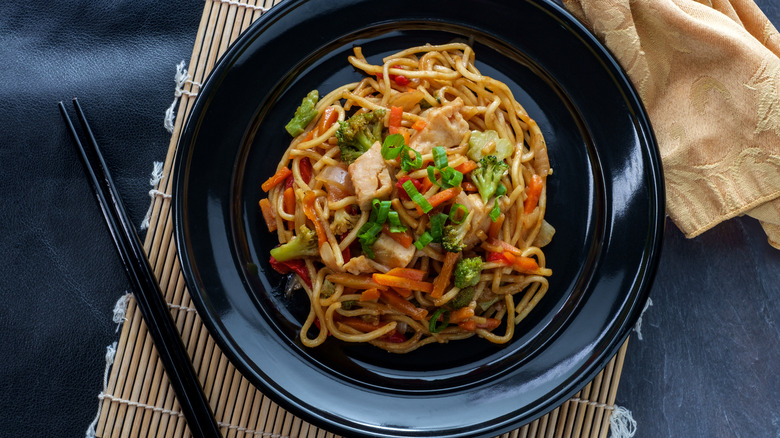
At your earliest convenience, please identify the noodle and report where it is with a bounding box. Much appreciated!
[260,43,554,353]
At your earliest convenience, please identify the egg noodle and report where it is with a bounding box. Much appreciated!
[259,43,554,353]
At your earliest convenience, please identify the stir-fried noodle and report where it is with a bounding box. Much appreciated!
[259,43,554,353]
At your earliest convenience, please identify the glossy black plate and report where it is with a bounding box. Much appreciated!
[173,0,664,436]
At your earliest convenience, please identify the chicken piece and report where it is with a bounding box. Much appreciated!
[347,141,393,210]
[372,233,415,268]
[409,98,470,154]
[342,255,375,275]
[455,191,493,249]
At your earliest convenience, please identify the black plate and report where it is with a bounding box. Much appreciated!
[173,0,664,436]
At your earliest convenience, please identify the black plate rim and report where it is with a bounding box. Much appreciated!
[173,1,665,436]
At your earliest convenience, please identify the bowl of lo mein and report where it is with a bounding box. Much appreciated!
[174,0,664,436]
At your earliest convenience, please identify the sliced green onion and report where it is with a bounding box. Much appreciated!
[489,198,501,222]
[429,308,451,333]
[372,199,391,224]
[440,167,463,188]
[403,180,432,213]
[432,146,448,169]
[449,203,468,224]
[427,166,441,187]
[387,211,407,233]
[496,183,507,197]
[414,231,434,250]
[381,134,405,160]
[400,146,423,171]
[357,221,383,258]
[430,213,448,243]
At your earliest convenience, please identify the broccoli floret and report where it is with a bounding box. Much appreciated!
[285,90,319,137]
[453,257,483,289]
[441,211,473,253]
[269,225,318,262]
[330,208,360,236]
[449,286,476,309]
[320,279,336,298]
[335,109,386,164]
[472,155,509,203]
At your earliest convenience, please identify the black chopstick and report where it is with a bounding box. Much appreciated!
[59,98,222,438]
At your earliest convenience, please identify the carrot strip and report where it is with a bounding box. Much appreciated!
[326,273,387,290]
[373,273,433,293]
[381,225,413,248]
[258,198,277,232]
[392,287,413,298]
[302,191,327,247]
[426,187,461,209]
[458,320,477,331]
[388,105,403,134]
[477,318,501,330]
[411,119,427,131]
[283,187,295,215]
[379,289,428,320]
[524,174,544,214]
[453,160,478,174]
[360,288,381,302]
[462,181,478,192]
[261,167,292,192]
[385,267,426,281]
[315,106,338,135]
[488,213,505,239]
[431,251,459,298]
[339,316,387,333]
[449,307,475,324]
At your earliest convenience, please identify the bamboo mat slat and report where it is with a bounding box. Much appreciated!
[94,1,631,436]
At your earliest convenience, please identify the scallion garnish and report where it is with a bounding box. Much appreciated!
[400,146,423,171]
[496,183,507,197]
[387,211,407,233]
[432,146,448,169]
[414,231,434,250]
[429,213,448,243]
[440,167,463,188]
[449,203,468,224]
[489,198,502,222]
[381,133,405,159]
[429,308,451,333]
[372,199,391,224]
[402,180,432,213]
[357,221,383,258]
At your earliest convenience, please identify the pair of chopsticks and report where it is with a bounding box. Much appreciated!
[59,98,222,437]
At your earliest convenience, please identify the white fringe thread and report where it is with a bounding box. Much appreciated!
[139,161,172,230]
[632,297,654,341]
[570,398,637,438]
[212,0,270,12]
[85,341,118,438]
[163,61,201,133]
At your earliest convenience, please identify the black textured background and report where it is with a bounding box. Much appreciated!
[1,0,778,437]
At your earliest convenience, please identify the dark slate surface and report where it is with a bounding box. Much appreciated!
[1,0,777,437]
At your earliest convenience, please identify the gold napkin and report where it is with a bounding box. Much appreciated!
[563,0,780,249]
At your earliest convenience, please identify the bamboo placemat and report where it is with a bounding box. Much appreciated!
[94,0,632,436]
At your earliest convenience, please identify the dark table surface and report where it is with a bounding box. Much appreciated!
[2,1,778,437]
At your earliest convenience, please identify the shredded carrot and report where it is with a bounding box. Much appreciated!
[400,127,411,145]
[388,105,403,134]
[302,130,315,142]
[426,187,461,209]
[315,106,338,135]
[462,181,478,192]
[373,273,433,293]
[453,160,478,174]
[283,187,295,215]
[411,119,427,131]
[258,198,276,232]
[524,174,544,214]
[339,316,387,333]
[392,287,413,298]
[326,273,387,290]
[488,213,505,239]
[420,175,434,194]
[379,289,428,320]
[360,288,381,302]
[477,318,501,330]
[458,320,477,331]
[261,167,292,192]
[385,267,426,281]
[302,191,327,247]
[449,307,475,324]
[431,251,459,298]
[500,251,539,273]
[381,225,413,248]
